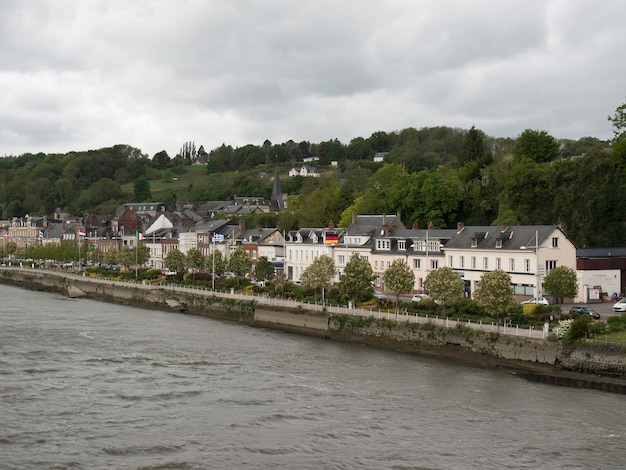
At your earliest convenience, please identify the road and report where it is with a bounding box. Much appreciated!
[560,301,622,320]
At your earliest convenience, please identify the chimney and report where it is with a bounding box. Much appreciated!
[352,212,357,224]
[328,219,335,231]
[457,222,464,233]
[500,222,509,232]
[382,214,389,236]
[428,221,434,230]
[257,225,263,232]
[412,222,418,230]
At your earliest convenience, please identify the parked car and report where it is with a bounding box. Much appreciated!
[520,297,549,306]
[162,268,177,276]
[411,293,430,302]
[569,306,601,319]
[222,271,236,278]
[613,298,626,312]
[373,290,388,302]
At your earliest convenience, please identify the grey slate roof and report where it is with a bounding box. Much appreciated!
[442,224,569,250]
[345,214,405,236]
[577,247,626,258]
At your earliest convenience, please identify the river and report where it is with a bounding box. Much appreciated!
[1,283,624,469]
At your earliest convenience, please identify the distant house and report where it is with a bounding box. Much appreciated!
[374,152,388,163]
[288,165,320,178]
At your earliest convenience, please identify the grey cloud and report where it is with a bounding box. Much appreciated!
[1,0,625,157]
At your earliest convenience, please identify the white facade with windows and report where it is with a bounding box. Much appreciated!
[443,224,577,300]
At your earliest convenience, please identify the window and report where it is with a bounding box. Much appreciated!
[471,238,477,248]
[546,260,557,274]
[338,255,345,265]
[448,255,453,267]
[374,260,378,268]
[398,240,406,251]
[376,239,391,250]
[495,239,502,249]
[552,237,558,248]
[413,259,421,269]
[510,259,515,272]
[460,256,465,268]
[525,259,530,272]
[471,256,476,269]
[431,260,439,270]
[483,257,488,269]
[496,257,501,270]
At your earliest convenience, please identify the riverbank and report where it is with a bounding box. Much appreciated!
[2,267,626,394]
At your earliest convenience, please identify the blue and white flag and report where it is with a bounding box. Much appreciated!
[212,233,225,243]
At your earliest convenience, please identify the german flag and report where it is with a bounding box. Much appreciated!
[325,232,339,245]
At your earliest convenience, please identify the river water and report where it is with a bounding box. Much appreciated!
[1,284,624,469]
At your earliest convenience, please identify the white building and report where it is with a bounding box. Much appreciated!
[442,223,577,301]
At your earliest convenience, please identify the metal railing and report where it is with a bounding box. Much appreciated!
[1,266,549,339]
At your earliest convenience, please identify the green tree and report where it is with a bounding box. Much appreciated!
[338,252,375,307]
[383,259,415,319]
[301,254,336,304]
[473,270,517,324]
[133,176,152,202]
[185,248,205,280]
[229,246,252,278]
[206,249,226,276]
[459,126,492,180]
[165,249,186,273]
[104,247,119,266]
[608,99,626,139]
[543,266,578,304]
[5,241,17,257]
[424,267,464,314]
[152,150,171,170]
[512,129,561,163]
[135,244,150,266]
[254,256,275,282]
[459,125,485,165]
[118,246,135,268]
[179,141,196,165]
[356,164,412,216]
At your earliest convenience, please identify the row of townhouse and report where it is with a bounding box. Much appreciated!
[284,216,622,304]
[4,208,624,303]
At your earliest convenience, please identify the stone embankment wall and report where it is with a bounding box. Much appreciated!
[3,268,626,392]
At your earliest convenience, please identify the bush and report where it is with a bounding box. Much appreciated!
[567,316,592,342]
[589,321,607,336]
[607,313,626,332]
[449,298,485,317]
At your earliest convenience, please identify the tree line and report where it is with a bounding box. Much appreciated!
[1,101,625,248]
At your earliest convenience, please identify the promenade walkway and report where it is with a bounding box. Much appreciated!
[2,267,549,340]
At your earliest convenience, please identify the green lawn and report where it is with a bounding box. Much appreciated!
[122,166,210,200]
[600,330,626,343]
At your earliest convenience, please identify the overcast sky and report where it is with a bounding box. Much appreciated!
[1,0,625,158]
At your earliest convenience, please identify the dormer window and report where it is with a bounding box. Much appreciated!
[376,239,391,250]
[471,238,478,248]
[398,240,406,251]
[495,239,502,248]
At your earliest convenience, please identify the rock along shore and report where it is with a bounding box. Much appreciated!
[2,267,626,394]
